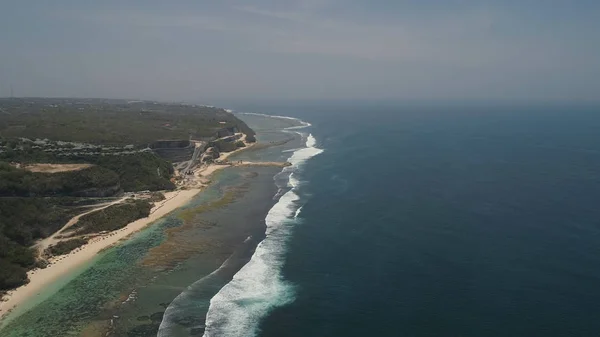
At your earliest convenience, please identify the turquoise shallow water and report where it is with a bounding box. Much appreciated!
[0,216,169,336]
[0,114,302,337]
[9,104,600,337]
[11,104,600,337]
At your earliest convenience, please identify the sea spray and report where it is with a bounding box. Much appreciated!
[241,112,312,128]
[201,117,322,337]
[157,237,256,337]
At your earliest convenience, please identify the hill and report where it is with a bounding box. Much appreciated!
[0,98,255,146]
[0,98,257,294]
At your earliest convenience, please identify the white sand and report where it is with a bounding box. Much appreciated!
[0,136,260,320]
[197,162,230,177]
[0,188,201,319]
[34,197,127,257]
[196,141,257,177]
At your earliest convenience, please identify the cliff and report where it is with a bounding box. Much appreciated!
[150,140,195,162]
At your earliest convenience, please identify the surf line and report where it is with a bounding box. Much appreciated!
[201,115,323,337]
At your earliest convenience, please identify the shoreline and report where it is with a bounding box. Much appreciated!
[200,115,316,337]
[0,188,202,322]
[0,139,264,324]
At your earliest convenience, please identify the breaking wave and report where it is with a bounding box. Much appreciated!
[157,236,258,337]
[202,116,322,337]
[239,112,312,128]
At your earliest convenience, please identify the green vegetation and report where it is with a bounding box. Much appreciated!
[0,162,119,197]
[0,98,257,193]
[0,195,151,292]
[0,198,81,246]
[0,159,164,293]
[0,198,82,292]
[235,140,246,148]
[94,153,174,192]
[0,158,168,291]
[47,238,88,256]
[0,146,61,164]
[0,254,30,293]
[149,192,166,202]
[210,139,237,152]
[68,200,152,235]
[0,98,255,146]
[0,98,257,294]
[0,152,175,193]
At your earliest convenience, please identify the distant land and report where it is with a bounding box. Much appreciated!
[0,98,257,297]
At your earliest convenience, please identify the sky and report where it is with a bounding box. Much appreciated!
[1,1,599,103]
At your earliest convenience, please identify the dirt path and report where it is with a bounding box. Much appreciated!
[0,189,201,321]
[34,197,126,257]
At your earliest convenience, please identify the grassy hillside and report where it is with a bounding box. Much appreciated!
[0,98,255,146]
[68,200,152,235]
[0,198,83,292]
[47,238,88,257]
[0,158,170,292]
[0,153,176,193]
[0,98,256,294]
[94,153,174,192]
[0,162,120,197]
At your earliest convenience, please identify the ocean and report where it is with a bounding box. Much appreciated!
[3,104,600,337]
[227,104,600,337]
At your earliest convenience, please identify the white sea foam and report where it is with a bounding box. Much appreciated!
[157,252,238,336]
[294,206,303,219]
[239,112,312,128]
[202,118,322,337]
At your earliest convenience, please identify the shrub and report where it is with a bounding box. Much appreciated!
[47,238,88,256]
[69,200,152,235]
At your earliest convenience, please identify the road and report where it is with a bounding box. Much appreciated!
[183,142,204,175]
[33,197,126,257]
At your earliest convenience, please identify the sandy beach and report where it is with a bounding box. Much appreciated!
[0,139,265,322]
[195,141,257,177]
[0,188,201,320]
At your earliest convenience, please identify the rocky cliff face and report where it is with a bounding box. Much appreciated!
[200,147,220,163]
[149,140,191,149]
[150,140,194,162]
[153,147,195,163]
[209,134,243,153]
[213,140,237,153]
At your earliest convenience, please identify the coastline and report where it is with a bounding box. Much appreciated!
[201,116,320,337]
[0,138,260,324]
[0,114,306,336]
[0,188,202,321]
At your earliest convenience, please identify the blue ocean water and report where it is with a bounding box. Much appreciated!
[200,114,322,337]
[209,104,600,337]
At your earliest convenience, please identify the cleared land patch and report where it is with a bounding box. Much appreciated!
[21,163,94,173]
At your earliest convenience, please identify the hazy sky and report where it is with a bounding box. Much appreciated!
[1,1,599,103]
